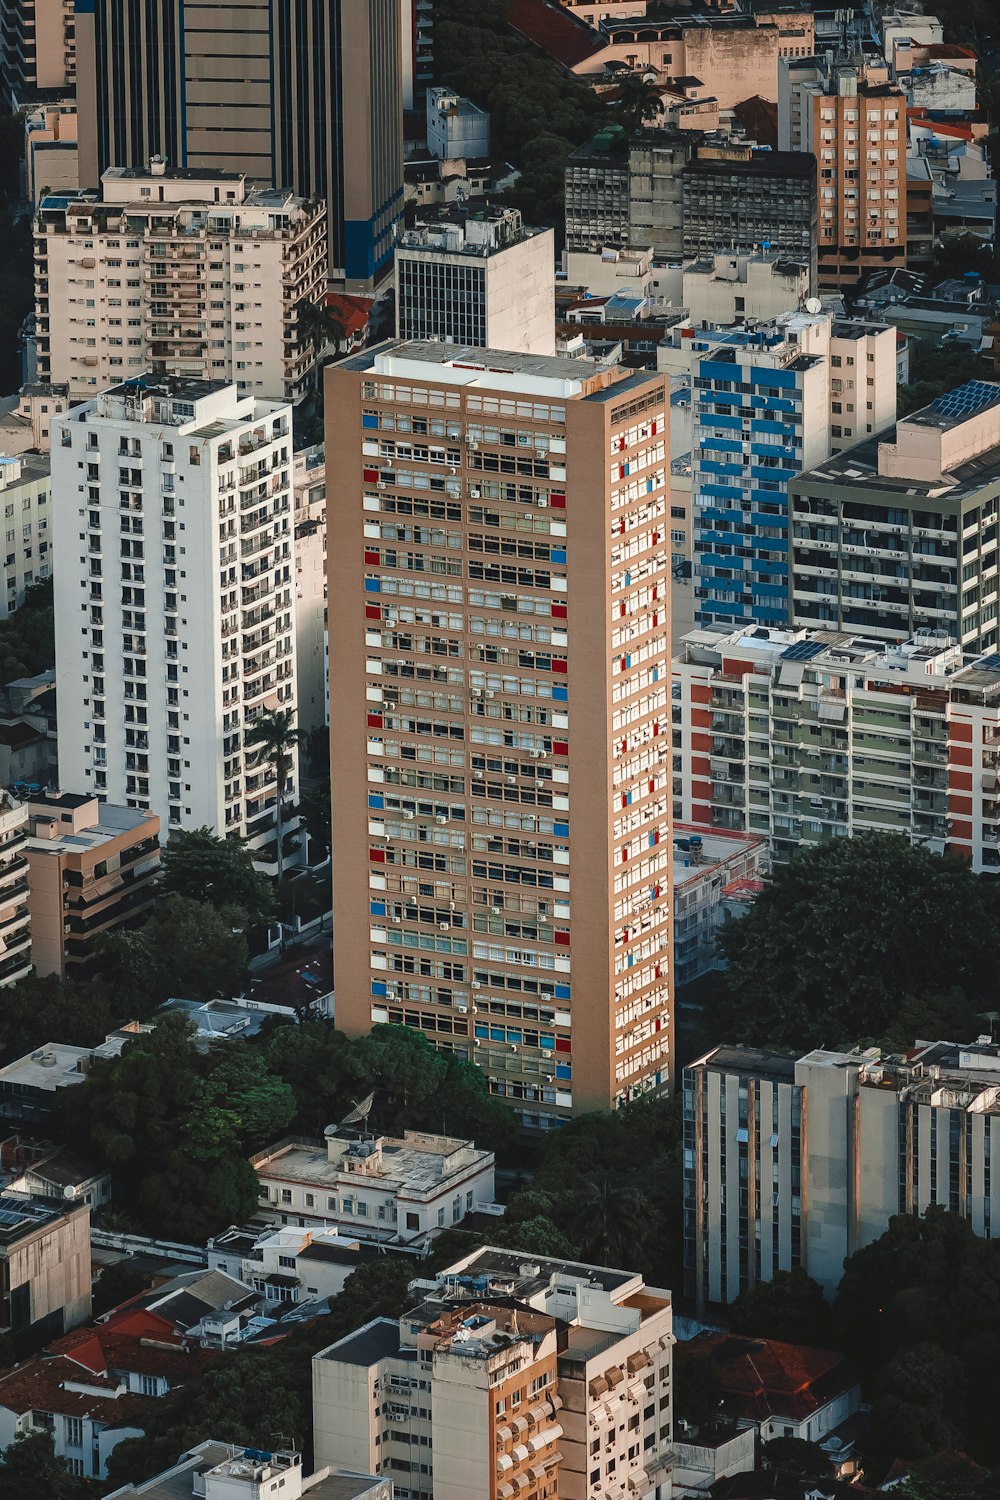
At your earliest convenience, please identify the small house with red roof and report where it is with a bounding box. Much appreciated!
[0,1309,217,1479]
[680,1332,862,1446]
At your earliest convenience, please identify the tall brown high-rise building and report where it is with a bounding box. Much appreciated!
[326,343,673,1127]
[779,53,907,287]
[74,0,402,288]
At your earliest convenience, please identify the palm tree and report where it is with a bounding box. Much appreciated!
[246,706,306,882]
[614,72,663,136]
[565,1175,648,1269]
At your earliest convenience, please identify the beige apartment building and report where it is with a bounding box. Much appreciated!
[327,343,673,1126]
[34,162,327,403]
[0,1194,91,1353]
[779,55,908,287]
[0,0,74,100]
[313,1247,674,1500]
[25,793,160,980]
[0,793,31,989]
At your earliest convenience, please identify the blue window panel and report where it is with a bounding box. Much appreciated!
[647,477,655,492]
[368,794,384,809]
[370,900,386,916]
[555,1064,572,1080]
[362,413,379,429]
[554,985,571,1000]
[552,685,568,702]
[700,599,747,617]
[475,1024,489,1038]
[750,420,789,437]
[624,569,631,585]
[652,666,659,682]
[371,981,388,997]
[551,548,567,565]
[507,1030,523,1045]
[540,1032,556,1049]
[490,1026,505,1042]
[364,578,381,593]
[749,365,795,389]
[699,553,744,570]
[554,821,569,837]
[751,582,789,599]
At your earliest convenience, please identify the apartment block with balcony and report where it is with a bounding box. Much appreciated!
[0,0,75,104]
[34,161,327,404]
[0,793,31,988]
[327,343,673,1126]
[680,150,818,292]
[789,380,1000,652]
[313,1247,673,1500]
[52,378,298,867]
[779,54,907,288]
[0,452,51,619]
[685,1039,1000,1307]
[692,311,899,630]
[673,621,1000,868]
[25,792,160,979]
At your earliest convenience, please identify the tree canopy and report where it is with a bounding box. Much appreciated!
[99,893,250,1006]
[162,828,274,924]
[0,577,54,680]
[730,1267,834,1348]
[717,833,998,1050]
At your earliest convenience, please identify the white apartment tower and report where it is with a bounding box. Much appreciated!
[34,162,327,404]
[53,378,298,868]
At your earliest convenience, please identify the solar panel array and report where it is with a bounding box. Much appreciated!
[930,381,1000,421]
[781,640,825,662]
[976,655,1000,673]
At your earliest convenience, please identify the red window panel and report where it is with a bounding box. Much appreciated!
[365,605,382,620]
[367,712,383,728]
[550,492,566,508]
[369,848,385,864]
[555,931,570,947]
[363,467,379,482]
[551,603,568,619]
[364,550,380,565]
[553,740,568,756]
[555,1037,572,1053]
[551,658,568,674]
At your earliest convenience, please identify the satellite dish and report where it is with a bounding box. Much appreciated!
[805,297,822,314]
[340,1091,376,1127]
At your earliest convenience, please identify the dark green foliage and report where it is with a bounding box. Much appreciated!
[0,119,34,398]
[92,1258,154,1317]
[103,1257,415,1488]
[717,833,996,1050]
[761,1436,831,1477]
[0,1431,86,1499]
[0,972,119,1066]
[898,340,993,419]
[0,578,55,680]
[901,1452,1000,1500]
[730,1267,835,1348]
[162,829,275,924]
[612,74,663,134]
[99,893,250,1005]
[433,0,602,228]
[263,1022,517,1152]
[673,1340,725,1431]
[60,1014,294,1241]
[835,1208,1000,1466]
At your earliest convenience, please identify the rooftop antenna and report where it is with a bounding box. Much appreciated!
[333,1090,376,1139]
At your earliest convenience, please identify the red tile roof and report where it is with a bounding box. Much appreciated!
[683,1332,857,1422]
[507,0,605,68]
[323,292,374,341]
[925,43,977,60]
[0,1356,147,1427]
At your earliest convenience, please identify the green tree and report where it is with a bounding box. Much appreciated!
[0,1431,85,1499]
[100,894,249,1005]
[0,578,55,679]
[902,1452,1000,1500]
[613,74,663,134]
[730,1267,835,1348]
[162,828,274,923]
[564,1176,648,1270]
[246,707,306,881]
[673,1340,725,1431]
[761,1436,830,1476]
[92,1258,155,1317]
[718,833,996,1050]
[0,972,119,1066]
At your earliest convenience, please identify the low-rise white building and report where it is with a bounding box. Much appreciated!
[35,161,327,403]
[209,1222,365,1304]
[673,824,767,989]
[251,1130,496,1250]
[0,383,69,456]
[105,1442,390,1500]
[681,252,811,327]
[426,87,490,162]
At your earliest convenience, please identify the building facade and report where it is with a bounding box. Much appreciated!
[252,1130,496,1250]
[53,379,298,865]
[673,623,1000,870]
[692,311,898,629]
[294,445,329,737]
[0,452,51,618]
[426,88,489,162]
[685,1040,1000,1307]
[396,210,555,357]
[74,0,404,287]
[313,1247,674,1500]
[25,793,160,979]
[0,794,32,989]
[0,1194,91,1354]
[789,380,1000,652]
[35,164,326,403]
[681,151,818,291]
[672,825,766,989]
[0,0,74,102]
[779,55,907,287]
[327,343,673,1126]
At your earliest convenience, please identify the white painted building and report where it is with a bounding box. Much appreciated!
[52,378,298,865]
[426,87,489,162]
[0,453,51,617]
[105,1441,389,1500]
[0,793,32,988]
[293,445,328,735]
[681,253,811,328]
[395,209,555,355]
[251,1130,496,1251]
[208,1222,364,1304]
[34,161,327,404]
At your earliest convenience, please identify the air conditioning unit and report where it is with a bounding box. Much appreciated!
[491,906,503,915]
[470,487,481,498]
[435,814,447,825]
[473,770,485,780]
[536,497,547,508]
[439,921,451,931]
[541,1048,553,1059]
[377,481,387,490]
[402,810,415,820]
[506,775,516,785]
[471,981,482,990]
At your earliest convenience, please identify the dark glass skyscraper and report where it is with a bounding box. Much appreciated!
[75,0,403,286]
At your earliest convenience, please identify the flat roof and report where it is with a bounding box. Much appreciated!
[693,1045,798,1083]
[449,1245,640,1297]
[0,1036,129,1092]
[257,1135,489,1196]
[345,339,607,384]
[685,150,816,180]
[794,420,1000,503]
[320,1317,403,1367]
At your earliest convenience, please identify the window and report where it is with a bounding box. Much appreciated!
[65,1417,84,1447]
[406,1212,420,1231]
[281,1189,292,1204]
[140,1375,158,1397]
[278,1254,296,1268]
